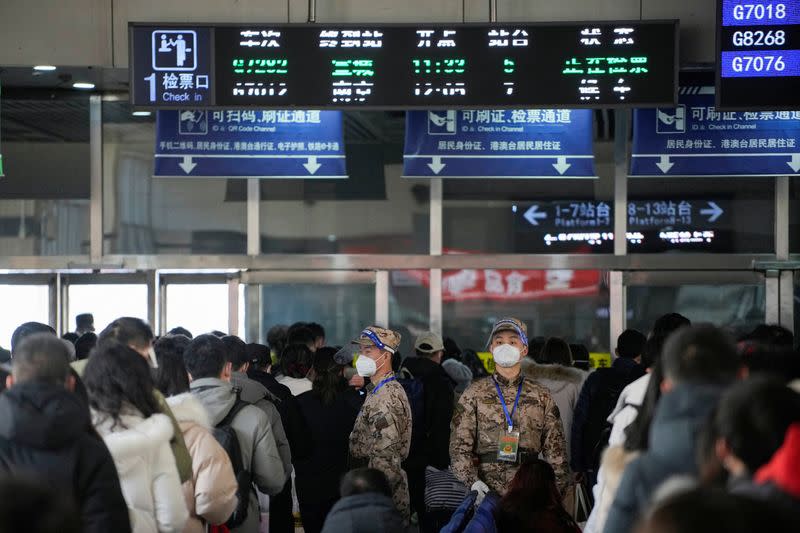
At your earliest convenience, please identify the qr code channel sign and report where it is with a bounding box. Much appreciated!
[656,105,686,134]
[178,111,208,135]
[152,30,197,71]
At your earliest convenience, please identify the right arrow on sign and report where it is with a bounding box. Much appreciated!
[428,156,446,174]
[700,201,724,223]
[655,155,674,174]
[787,154,800,173]
[523,205,548,226]
[552,156,571,175]
[303,156,322,175]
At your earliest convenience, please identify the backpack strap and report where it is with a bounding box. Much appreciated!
[217,394,250,429]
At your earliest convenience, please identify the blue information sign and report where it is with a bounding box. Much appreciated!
[154,109,347,178]
[631,86,800,176]
[402,109,596,178]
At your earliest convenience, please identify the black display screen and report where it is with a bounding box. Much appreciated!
[130,22,678,109]
[716,0,800,109]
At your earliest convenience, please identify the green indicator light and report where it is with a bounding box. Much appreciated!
[503,58,515,74]
[232,58,288,75]
[561,56,650,75]
[411,58,466,75]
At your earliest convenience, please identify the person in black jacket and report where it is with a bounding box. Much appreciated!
[0,333,131,533]
[400,331,456,531]
[246,342,313,532]
[295,347,363,533]
[570,329,646,477]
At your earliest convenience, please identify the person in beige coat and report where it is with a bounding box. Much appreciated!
[167,393,239,533]
[154,336,239,533]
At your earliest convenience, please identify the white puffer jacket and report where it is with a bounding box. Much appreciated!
[93,409,189,533]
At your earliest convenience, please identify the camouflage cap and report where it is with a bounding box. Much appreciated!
[488,317,529,346]
[352,326,402,353]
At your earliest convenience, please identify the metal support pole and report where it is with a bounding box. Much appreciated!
[375,270,390,328]
[49,274,60,334]
[308,0,316,22]
[247,179,260,256]
[245,284,262,343]
[228,277,240,337]
[146,270,159,330]
[489,0,497,22]
[157,276,167,335]
[766,269,780,324]
[89,95,103,262]
[609,109,630,349]
[430,178,443,333]
[775,176,793,330]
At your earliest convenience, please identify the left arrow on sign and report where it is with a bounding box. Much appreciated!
[179,156,197,174]
[523,205,548,226]
[303,156,322,174]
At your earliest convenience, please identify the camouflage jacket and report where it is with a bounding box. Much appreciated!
[348,372,412,521]
[449,371,570,495]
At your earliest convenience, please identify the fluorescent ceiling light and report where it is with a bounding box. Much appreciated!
[72,82,95,90]
[132,111,152,117]
[33,65,57,71]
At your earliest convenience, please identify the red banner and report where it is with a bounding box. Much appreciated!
[403,268,601,302]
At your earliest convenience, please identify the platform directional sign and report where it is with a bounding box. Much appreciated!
[403,109,596,178]
[631,86,800,176]
[154,109,347,178]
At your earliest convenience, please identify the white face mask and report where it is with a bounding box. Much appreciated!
[492,344,522,368]
[355,353,386,377]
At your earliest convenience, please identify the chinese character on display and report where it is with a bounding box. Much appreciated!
[484,270,505,294]
[444,270,478,296]
[545,270,574,291]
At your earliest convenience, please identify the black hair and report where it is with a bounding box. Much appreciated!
[714,376,800,474]
[540,337,573,366]
[662,325,740,386]
[461,349,489,379]
[74,332,97,361]
[696,408,728,488]
[652,312,691,338]
[617,329,647,359]
[153,336,191,397]
[286,327,316,349]
[267,325,288,356]
[641,334,665,370]
[280,343,313,379]
[391,351,402,373]
[61,332,79,344]
[11,322,56,355]
[0,476,81,533]
[310,347,347,406]
[443,337,461,361]
[739,324,794,348]
[340,468,392,498]
[306,322,326,342]
[288,321,309,333]
[570,343,591,370]
[11,334,71,386]
[83,340,160,430]
[528,336,547,363]
[209,330,227,338]
[75,313,94,328]
[221,335,249,370]
[624,356,666,452]
[167,326,193,339]
[246,343,271,368]
[183,334,228,380]
[740,343,800,383]
[98,317,154,351]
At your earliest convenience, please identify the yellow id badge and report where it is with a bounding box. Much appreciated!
[497,429,520,463]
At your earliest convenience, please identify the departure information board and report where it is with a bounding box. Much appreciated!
[717,0,800,109]
[130,22,678,109]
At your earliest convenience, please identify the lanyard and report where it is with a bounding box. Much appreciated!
[493,377,524,432]
[371,376,397,396]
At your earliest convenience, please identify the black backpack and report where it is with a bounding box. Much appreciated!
[396,368,427,462]
[211,394,253,529]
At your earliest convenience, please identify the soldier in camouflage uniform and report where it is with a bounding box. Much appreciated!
[449,317,570,496]
[348,326,413,523]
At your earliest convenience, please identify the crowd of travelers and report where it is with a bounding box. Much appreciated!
[0,311,798,533]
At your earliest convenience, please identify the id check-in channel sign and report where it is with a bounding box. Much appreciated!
[131,26,213,106]
[631,86,800,176]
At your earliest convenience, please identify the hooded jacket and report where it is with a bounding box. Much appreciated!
[603,384,726,533]
[166,393,238,533]
[190,377,286,533]
[522,359,586,460]
[320,492,406,533]
[231,371,292,481]
[0,382,131,533]
[93,409,189,533]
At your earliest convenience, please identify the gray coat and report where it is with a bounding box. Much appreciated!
[522,359,586,461]
[190,378,286,533]
[231,371,292,480]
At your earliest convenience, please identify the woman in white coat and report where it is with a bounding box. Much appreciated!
[85,340,189,533]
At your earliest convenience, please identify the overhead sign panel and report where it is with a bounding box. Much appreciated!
[154,109,347,178]
[631,86,800,176]
[130,22,678,109]
[716,0,800,109]
[402,109,596,178]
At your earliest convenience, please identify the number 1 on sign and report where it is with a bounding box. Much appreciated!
[144,73,156,102]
